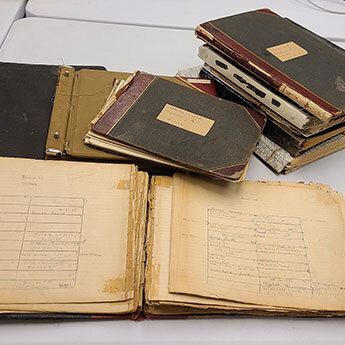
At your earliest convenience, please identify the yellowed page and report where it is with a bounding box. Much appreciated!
[169,173,345,311]
[0,300,132,315]
[146,176,253,310]
[146,177,304,316]
[0,158,135,304]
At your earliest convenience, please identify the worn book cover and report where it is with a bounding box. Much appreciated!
[46,67,128,160]
[196,9,345,124]
[0,63,61,159]
[89,72,265,182]
[0,63,105,160]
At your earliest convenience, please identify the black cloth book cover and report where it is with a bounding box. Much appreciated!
[92,72,266,181]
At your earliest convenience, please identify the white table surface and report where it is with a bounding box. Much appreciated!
[0,0,26,46]
[0,18,200,75]
[1,317,345,345]
[1,16,345,345]
[25,0,345,40]
[334,40,345,49]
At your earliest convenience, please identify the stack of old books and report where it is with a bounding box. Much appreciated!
[196,9,345,173]
[1,9,345,320]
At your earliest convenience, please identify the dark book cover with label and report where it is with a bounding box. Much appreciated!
[92,72,265,181]
[196,9,345,123]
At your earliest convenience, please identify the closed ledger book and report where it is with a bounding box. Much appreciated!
[47,67,216,162]
[196,9,345,125]
[0,63,105,160]
[85,71,266,182]
[1,157,345,318]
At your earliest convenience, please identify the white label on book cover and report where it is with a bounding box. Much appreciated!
[266,41,308,62]
[186,78,211,84]
[157,104,215,136]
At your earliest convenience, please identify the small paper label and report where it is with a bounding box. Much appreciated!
[186,78,211,84]
[266,41,308,62]
[157,104,215,136]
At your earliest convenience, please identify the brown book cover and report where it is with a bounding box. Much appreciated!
[46,67,128,160]
[90,72,266,182]
[196,9,345,124]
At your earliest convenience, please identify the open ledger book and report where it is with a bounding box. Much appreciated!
[1,158,345,319]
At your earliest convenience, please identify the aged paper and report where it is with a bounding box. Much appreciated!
[157,104,215,136]
[169,173,345,311]
[145,176,292,315]
[266,41,308,62]
[0,158,135,304]
[0,171,148,315]
[0,300,133,315]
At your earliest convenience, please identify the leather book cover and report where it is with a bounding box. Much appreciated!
[0,63,105,160]
[92,72,265,181]
[196,9,345,123]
